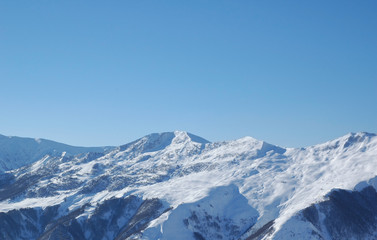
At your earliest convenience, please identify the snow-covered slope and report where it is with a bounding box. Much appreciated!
[0,131,376,240]
[0,134,112,172]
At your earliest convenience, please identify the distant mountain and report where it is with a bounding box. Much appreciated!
[0,131,376,240]
[0,134,112,172]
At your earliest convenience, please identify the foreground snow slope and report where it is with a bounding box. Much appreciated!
[0,131,376,239]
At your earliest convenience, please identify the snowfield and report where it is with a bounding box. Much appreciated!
[0,131,376,239]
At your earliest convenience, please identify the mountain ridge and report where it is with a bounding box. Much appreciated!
[0,131,376,239]
[0,134,113,172]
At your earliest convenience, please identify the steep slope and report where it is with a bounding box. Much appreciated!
[270,176,377,240]
[0,134,112,172]
[0,131,376,240]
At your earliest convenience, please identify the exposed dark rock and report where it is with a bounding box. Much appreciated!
[0,174,42,201]
[115,198,168,240]
[298,186,377,240]
[0,205,60,240]
[245,220,274,240]
[193,231,206,240]
[80,175,111,194]
[0,196,168,240]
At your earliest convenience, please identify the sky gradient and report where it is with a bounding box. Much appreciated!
[1,1,376,147]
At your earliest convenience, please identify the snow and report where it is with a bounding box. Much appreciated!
[0,133,112,172]
[0,131,377,239]
[0,195,66,212]
[143,185,258,240]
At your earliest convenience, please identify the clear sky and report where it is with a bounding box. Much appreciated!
[1,1,376,147]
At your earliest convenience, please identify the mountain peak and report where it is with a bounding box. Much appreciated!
[311,132,376,151]
[119,131,209,154]
[235,136,262,144]
[346,131,376,138]
[338,132,376,148]
[172,131,210,144]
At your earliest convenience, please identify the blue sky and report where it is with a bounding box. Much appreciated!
[1,1,376,147]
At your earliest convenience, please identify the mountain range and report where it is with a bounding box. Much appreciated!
[0,131,377,240]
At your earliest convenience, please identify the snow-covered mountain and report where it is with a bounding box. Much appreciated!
[0,131,376,240]
[0,134,112,172]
